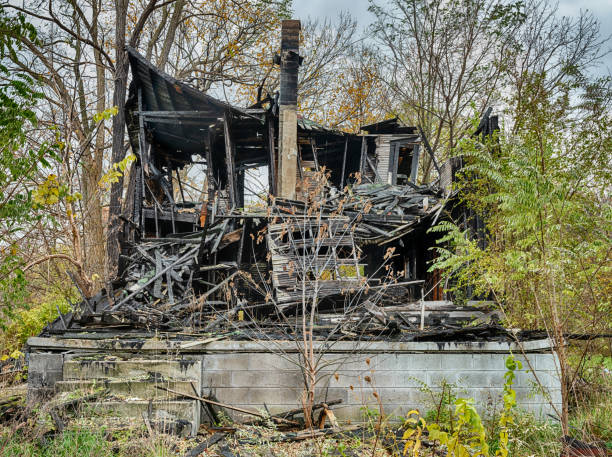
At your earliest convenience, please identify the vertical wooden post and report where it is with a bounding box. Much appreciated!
[205,128,216,205]
[340,136,348,189]
[310,139,320,171]
[266,116,277,196]
[419,285,425,330]
[410,143,421,184]
[359,135,366,176]
[136,87,147,234]
[223,112,237,208]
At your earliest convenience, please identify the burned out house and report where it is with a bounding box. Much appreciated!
[27,21,561,435]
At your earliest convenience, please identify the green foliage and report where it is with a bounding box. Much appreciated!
[402,410,427,456]
[427,398,490,457]
[32,174,81,207]
[507,411,562,456]
[0,293,73,355]
[422,379,458,426]
[569,388,612,450]
[429,74,612,334]
[92,105,118,123]
[0,428,115,457]
[496,356,522,457]
[403,356,522,457]
[99,153,136,190]
[0,7,55,321]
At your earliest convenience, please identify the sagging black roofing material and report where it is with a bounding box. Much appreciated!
[126,46,245,158]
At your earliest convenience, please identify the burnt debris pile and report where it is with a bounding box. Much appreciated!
[43,46,507,342]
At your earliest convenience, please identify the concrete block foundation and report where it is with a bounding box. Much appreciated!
[27,337,561,427]
[198,340,561,421]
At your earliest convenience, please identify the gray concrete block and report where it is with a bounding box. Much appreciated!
[331,371,427,389]
[388,372,428,388]
[535,354,558,371]
[471,354,505,371]
[325,371,371,389]
[313,387,349,405]
[321,354,375,372]
[248,387,300,405]
[204,354,249,371]
[230,370,303,388]
[202,370,232,388]
[373,387,429,406]
[333,405,364,422]
[514,387,538,403]
[89,400,197,422]
[362,371,397,388]
[56,379,196,400]
[456,371,506,388]
[464,388,504,407]
[246,353,300,371]
[548,388,562,405]
[211,387,250,405]
[64,359,201,381]
[29,353,63,387]
[515,370,557,390]
[376,354,442,371]
[427,371,458,387]
[440,354,474,370]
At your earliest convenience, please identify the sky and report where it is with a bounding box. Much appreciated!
[292,0,612,74]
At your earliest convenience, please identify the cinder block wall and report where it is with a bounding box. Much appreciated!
[26,337,561,424]
[200,340,561,422]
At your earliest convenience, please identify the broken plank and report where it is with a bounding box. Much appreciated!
[181,432,226,457]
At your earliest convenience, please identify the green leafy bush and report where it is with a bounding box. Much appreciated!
[0,293,72,355]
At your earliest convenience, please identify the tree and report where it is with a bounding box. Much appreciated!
[369,0,609,186]
[0,7,55,321]
[4,0,290,291]
[430,74,612,434]
[502,0,610,133]
[234,13,388,132]
[370,0,525,182]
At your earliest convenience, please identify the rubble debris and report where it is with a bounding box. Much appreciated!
[41,45,504,342]
[182,432,226,457]
[157,386,299,426]
[560,435,611,457]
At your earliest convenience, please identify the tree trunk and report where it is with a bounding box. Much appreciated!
[106,0,129,280]
[157,0,185,71]
[84,4,107,289]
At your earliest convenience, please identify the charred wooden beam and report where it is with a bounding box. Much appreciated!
[340,135,348,189]
[359,135,366,176]
[266,116,277,195]
[223,112,238,209]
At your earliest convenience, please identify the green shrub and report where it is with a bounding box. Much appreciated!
[0,293,73,355]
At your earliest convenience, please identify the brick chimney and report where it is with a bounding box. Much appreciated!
[277,20,300,199]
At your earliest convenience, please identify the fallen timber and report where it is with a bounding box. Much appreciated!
[43,179,490,337]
